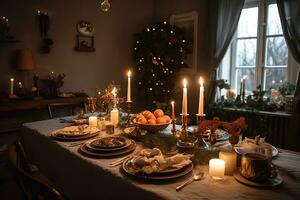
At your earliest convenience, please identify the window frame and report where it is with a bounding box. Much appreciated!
[227,0,289,92]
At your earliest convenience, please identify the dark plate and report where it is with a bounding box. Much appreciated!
[187,126,229,142]
[86,138,132,152]
[51,132,99,141]
[233,171,283,188]
[122,159,193,180]
[90,136,127,149]
[79,140,136,157]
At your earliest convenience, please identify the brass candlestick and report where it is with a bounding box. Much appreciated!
[180,114,189,140]
[196,114,210,150]
[126,101,132,127]
[171,119,176,135]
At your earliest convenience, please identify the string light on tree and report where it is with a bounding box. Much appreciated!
[133,22,190,107]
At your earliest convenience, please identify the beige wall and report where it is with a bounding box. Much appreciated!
[0,0,212,119]
[0,0,154,96]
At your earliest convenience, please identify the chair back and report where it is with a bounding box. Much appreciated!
[48,102,86,119]
[7,141,65,200]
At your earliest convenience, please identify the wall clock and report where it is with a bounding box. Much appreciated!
[77,21,94,36]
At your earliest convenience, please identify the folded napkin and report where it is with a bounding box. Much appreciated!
[129,148,192,174]
[238,135,273,156]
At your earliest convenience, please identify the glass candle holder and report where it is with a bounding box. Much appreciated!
[88,116,98,127]
[209,159,225,180]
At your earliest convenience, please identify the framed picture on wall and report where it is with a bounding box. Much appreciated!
[75,35,95,52]
[170,11,198,74]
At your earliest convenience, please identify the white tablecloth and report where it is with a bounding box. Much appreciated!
[21,118,300,200]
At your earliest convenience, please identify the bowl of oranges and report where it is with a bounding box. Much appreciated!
[134,109,171,132]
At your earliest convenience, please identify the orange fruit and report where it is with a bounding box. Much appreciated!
[145,112,156,120]
[156,117,167,124]
[142,110,151,116]
[163,115,171,123]
[135,114,144,121]
[154,109,164,118]
[148,118,156,124]
[137,116,147,124]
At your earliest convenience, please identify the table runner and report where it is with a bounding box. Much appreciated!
[21,118,300,200]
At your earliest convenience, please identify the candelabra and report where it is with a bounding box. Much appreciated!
[196,114,210,150]
[126,101,132,127]
[171,118,176,135]
[179,114,189,140]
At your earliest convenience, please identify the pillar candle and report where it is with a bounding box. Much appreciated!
[127,70,132,102]
[171,101,175,120]
[198,77,204,115]
[10,78,14,95]
[182,78,188,115]
[209,159,225,180]
[89,116,98,127]
[219,151,237,175]
[110,108,119,127]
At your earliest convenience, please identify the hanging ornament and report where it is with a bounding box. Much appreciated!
[101,0,111,12]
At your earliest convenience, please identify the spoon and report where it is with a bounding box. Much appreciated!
[176,172,204,191]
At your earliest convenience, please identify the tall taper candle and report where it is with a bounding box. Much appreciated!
[10,78,14,95]
[182,78,188,115]
[198,77,204,115]
[127,70,132,102]
[242,75,247,93]
[112,87,117,107]
[240,78,243,96]
[171,101,175,120]
[242,75,247,100]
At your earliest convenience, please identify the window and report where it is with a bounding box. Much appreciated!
[219,1,290,94]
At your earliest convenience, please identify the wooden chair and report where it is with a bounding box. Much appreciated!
[7,141,66,200]
[47,101,86,119]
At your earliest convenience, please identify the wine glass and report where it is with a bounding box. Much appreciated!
[86,97,97,114]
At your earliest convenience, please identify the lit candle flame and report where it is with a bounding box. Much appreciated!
[127,70,131,77]
[112,87,117,95]
[199,77,204,86]
[183,78,187,88]
[10,78,14,81]
[171,101,175,106]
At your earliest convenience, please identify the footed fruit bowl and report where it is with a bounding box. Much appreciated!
[135,121,171,132]
[134,109,171,132]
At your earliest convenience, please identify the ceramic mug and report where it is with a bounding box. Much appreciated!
[240,153,272,181]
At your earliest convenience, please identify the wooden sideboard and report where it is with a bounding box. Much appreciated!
[0,97,86,133]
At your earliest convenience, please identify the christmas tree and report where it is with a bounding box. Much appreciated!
[133,22,191,108]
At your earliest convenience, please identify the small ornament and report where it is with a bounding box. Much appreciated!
[226,89,236,102]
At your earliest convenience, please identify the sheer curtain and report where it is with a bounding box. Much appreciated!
[277,0,300,151]
[206,0,245,105]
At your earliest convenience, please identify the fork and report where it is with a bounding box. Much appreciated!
[110,155,134,167]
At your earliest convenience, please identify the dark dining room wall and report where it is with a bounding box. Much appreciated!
[0,0,154,96]
[153,0,211,119]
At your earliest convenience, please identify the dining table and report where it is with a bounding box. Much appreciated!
[20,117,300,200]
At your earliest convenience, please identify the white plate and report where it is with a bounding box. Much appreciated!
[234,145,278,158]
